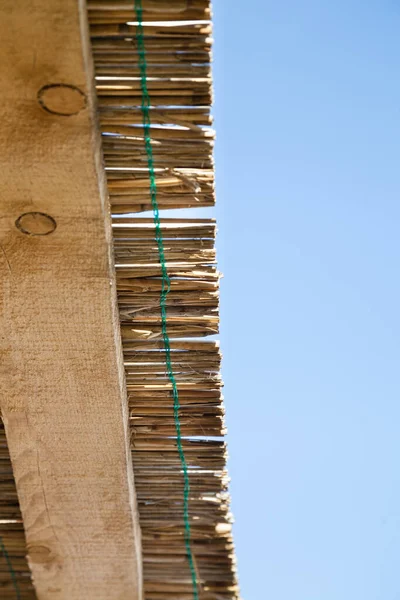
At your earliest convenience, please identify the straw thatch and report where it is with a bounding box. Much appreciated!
[0,1,239,598]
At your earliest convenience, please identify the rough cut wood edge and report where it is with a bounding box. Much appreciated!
[0,1,143,598]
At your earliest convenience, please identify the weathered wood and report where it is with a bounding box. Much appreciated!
[0,1,142,598]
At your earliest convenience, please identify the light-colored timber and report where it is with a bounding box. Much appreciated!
[0,1,142,599]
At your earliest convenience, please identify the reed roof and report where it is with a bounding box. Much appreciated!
[0,2,239,598]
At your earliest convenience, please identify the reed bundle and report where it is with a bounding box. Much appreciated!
[0,1,239,599]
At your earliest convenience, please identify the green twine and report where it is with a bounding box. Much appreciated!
[0,535,21,599]
[133,2,199,599]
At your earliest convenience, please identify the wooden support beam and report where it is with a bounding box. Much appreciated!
[0,1,143,598]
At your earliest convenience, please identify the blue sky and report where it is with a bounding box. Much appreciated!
[212,2,400,599]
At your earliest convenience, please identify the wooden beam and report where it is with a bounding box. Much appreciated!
[0,1,143,599]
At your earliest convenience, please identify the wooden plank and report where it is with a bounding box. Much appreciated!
[0,1,143,599]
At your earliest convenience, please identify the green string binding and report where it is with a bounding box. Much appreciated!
[0,535,21,599]
[133,2,199,598]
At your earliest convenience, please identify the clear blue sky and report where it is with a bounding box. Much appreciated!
[212,2,400,599]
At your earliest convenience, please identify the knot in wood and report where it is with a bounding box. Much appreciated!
[38,83,87,116]
[15,212,57,236]
[28,544,53,565]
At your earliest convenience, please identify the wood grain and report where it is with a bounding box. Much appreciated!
[0,1,142,598]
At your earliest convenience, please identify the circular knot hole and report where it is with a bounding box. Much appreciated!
[38,83,87,116]
[27,544,52,565]
[16,212,57,236]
